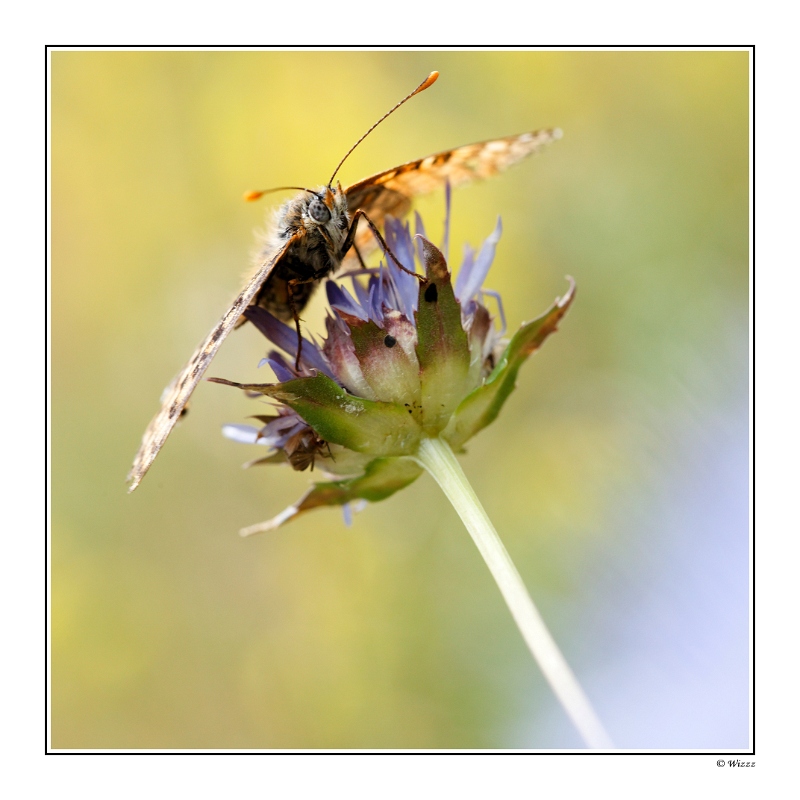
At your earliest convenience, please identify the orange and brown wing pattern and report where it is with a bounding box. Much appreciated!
[344,128,561,258]
[127,235,298,492]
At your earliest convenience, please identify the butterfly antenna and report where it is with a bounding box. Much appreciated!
[328,71,439,186]
[244,186,315,202]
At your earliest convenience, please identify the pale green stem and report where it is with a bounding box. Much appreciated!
[414,436,613,750]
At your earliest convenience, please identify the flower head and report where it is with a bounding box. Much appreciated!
[211,195,574,535]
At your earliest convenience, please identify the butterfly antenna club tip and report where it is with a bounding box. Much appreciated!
[328,70,440,186]
[244,186,315,203]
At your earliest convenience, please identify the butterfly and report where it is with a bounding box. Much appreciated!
[127,72,561,491]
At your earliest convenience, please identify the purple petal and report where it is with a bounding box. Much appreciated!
[326,281,368,320]
[350,273,372,311]
[455,217,502,303]
[262,356,295,382]
[386,216,415,273]
[454,243,475,301]
[386,263,414,321]
[368,275,384,325]
[388,259,418,321]
[414,210,427,242]
[441,180,451,263]
[341,499,367,526]
[385,217,418,320]
[379,261,400,317]
[222,424,263,444]
[342,503,353,526]
[414,212,427,270]
[260,415,306,447]
[245,306,335,378]
[396,272,418,321]
[480,288,507,335]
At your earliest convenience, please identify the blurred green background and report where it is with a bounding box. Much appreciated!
[51,50,750,749]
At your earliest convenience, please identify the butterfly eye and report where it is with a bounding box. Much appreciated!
[308,198,331,224]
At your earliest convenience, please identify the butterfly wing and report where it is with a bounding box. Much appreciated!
[127,234,299,491]
[344,128,561,260]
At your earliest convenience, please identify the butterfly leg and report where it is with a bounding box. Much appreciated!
[352,243,368,270]
[286,267,332,370]
[286,277,308,371]
[342,210,426,283]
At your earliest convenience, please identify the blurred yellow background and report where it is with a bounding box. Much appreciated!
[51,50,750,749]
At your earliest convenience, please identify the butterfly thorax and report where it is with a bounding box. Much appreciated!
[251,185,350,321]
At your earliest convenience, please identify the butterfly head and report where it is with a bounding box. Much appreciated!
[305,184,349,233]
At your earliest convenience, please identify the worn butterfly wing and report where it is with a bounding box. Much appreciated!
[127,234,299,492]
[344,128,561,261]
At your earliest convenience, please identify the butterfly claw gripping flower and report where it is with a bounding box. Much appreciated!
[210,212,574,536]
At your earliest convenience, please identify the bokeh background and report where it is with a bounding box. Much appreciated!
[51,50,750,750]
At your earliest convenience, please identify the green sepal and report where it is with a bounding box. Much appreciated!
[295,456,422,510]
[241,457,423,534]
[414,238,471,435]
[444,279,576,450]
[209,374,421,457]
